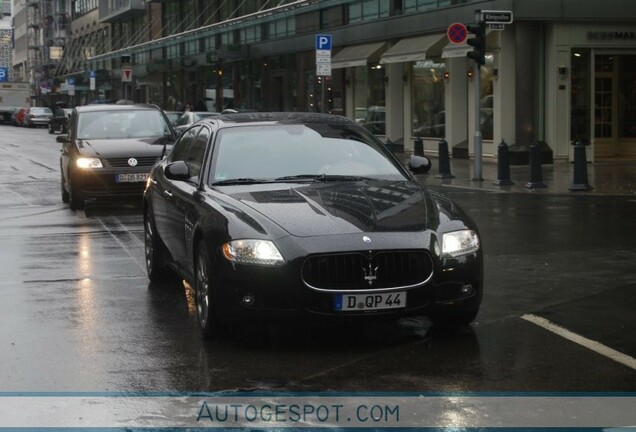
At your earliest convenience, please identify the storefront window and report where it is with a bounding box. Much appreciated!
[480,59,495,141]
[571,49,591,143]
[595,54,613,139]
[354,64,386,135]
[412,59,445,138]
[618,55,636,139]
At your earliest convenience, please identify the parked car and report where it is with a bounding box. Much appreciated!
[143,112,482,339]
[414,111,445,138]
[360,105,386,135]
[23,107,54,128]
[48,108,73,134]
[57,104,177,210]
[173,111,221,134]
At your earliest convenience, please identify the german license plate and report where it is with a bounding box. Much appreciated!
[334,291,406,311]
[115,173,148,183]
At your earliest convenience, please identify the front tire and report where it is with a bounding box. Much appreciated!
[195,243,221,339]
[67,171,84,210]
[144,208,172,283]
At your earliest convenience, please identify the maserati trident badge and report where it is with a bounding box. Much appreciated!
[362,262,378,286]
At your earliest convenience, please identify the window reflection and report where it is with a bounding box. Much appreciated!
[479,58,495,141]
[412,59,446,138]
[354,64,386,135]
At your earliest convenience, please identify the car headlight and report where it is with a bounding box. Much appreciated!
[76,157,103,169]
[442,230,480,257]
[222,239,284,266]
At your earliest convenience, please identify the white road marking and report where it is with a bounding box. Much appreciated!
[521,314,636,371]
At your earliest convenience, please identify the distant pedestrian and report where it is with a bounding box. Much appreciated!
[184,102,192,112]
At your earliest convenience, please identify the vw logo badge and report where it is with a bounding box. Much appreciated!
[362,235,372,244]
[128,158,138,167]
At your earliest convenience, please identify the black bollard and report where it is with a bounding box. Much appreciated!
[525,144,547,188]
[414,137,424,157]
[493,140,514,186]
[435,139,455,179]
[569,141,593,191]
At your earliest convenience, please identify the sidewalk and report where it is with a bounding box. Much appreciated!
[409,157,636,196]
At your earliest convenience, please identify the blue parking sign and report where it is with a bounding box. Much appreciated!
[0,67,7,82]
[315,34,332,51]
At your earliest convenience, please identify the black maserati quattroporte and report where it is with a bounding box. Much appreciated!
[143,112,482,338]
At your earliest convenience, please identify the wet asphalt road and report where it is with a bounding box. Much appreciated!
[1,125,635,393]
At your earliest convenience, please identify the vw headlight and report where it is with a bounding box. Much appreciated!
[222,240,284,266]
[76,157,103,169]
[442,230,480,257]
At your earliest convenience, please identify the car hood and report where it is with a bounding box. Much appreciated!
[77,136,171,158]
[220,181,431,236]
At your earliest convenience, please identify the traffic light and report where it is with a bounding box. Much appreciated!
[466,21,486,65]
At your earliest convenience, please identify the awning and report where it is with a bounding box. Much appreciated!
[331,42,387,69]
[442,30,498,59]
[380,34,447,64]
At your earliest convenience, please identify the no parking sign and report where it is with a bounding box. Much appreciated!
[447,23,468,44]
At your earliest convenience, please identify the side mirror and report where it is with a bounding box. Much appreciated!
[164,160,190,181]
[409,155,431,174]
[56,135,69,143]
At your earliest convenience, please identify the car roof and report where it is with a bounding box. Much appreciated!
[197,112,356,129]
[74,104,160,113]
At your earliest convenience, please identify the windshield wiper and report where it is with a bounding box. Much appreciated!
[321,174,373,181]
[274,174,373,182]
[211,178,273,186]
[274,174,326,182]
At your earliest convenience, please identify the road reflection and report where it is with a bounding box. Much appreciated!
[83,203,142,218]
[143,279,483,392]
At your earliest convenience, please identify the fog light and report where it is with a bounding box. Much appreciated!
[242,294,255,306]
[461,284,473,295]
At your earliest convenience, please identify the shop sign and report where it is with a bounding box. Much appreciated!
[588,31,636,40]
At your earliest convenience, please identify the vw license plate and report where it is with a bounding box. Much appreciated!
[116,173,148,183]
[334,292,406,311]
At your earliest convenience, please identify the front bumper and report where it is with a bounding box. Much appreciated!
[71,168,149,200]
[210,252,482,321]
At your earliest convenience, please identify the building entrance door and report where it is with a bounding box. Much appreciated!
[594,55,616,158]
[594,54,636,159]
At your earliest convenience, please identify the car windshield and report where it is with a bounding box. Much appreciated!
[77,109,171,140]
[210,123,407,183]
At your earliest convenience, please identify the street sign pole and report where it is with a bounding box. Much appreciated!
[472,9,483,181]
[315,34,332,113]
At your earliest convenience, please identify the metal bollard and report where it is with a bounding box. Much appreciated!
[525,144,547,188]
[493,140,514,186]
[435,139,455,179]
[569,141,593,191]
[414,137,424,157]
